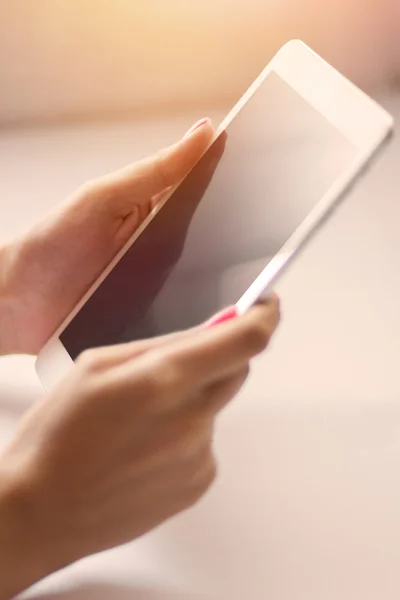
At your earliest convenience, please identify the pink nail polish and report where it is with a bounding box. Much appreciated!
[183,118,210,139]
[206,306,238,328]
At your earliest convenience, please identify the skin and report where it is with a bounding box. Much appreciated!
[0,118,216,355]
[0,119,280,598]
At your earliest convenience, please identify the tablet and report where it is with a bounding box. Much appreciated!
[36,40,393,390]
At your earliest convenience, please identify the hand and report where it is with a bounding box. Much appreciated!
[0,298,280,597]
[0,118,214,355]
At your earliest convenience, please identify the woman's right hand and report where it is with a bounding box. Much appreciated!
[0,297,279,598]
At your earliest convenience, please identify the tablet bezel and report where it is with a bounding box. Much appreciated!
[36,40,393,390]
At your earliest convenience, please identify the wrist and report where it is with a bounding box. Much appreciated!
[0,460,55,598]
[0,243,20,356]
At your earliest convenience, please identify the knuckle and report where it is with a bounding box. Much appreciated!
[140,353,186,412]
[203,455,217,488]
[229,365,251,394]
[152,151,170,190]
[240,363,251,382]
[148,353,184,393]
[177,420,211,459]
[206,368,250,414]
[185,451,217,505]
[77,349,102,374]
[232,365,251,397]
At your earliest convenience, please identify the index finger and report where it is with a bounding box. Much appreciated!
[159,296,280,386]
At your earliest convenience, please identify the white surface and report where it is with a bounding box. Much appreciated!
[1,96,400,599]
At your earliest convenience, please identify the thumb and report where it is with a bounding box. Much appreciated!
[100,118,214,204]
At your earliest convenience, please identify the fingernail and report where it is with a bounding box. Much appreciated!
[206,306,238,328]
[183,118,210,139]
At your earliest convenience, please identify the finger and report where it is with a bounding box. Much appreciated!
[98,298,279,416]
[122,297,279,398]
[83,296,278,388]
[78,324,204,371]
[97,118,214,209]
[160,296,280,386]
[77,299,237,370]
[200,365,251,415]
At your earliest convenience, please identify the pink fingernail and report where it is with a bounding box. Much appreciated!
[206,306,238,328]
[183,118,210,139]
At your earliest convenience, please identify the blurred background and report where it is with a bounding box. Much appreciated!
[0,0,400,126]
[1,2,400,600]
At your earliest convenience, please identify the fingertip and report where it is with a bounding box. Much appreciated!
[183,118,213,139]
[206,306,238,328]
[244,294,281,332]
[182,119,214,151]
[270,293,281,317]
[255,291,280,310]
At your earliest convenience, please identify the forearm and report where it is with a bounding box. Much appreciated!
[0,465,50,599]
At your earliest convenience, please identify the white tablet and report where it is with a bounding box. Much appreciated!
[36,40,393,390]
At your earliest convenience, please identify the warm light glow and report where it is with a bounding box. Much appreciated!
[0,0,399,125]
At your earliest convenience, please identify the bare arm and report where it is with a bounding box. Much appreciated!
[0,469,52,599]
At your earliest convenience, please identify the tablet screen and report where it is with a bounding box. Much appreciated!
[61,71,357,358]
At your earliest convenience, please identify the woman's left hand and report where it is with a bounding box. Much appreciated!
[0,118,214,355]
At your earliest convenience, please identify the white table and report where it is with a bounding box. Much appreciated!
[1,95,400,600]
